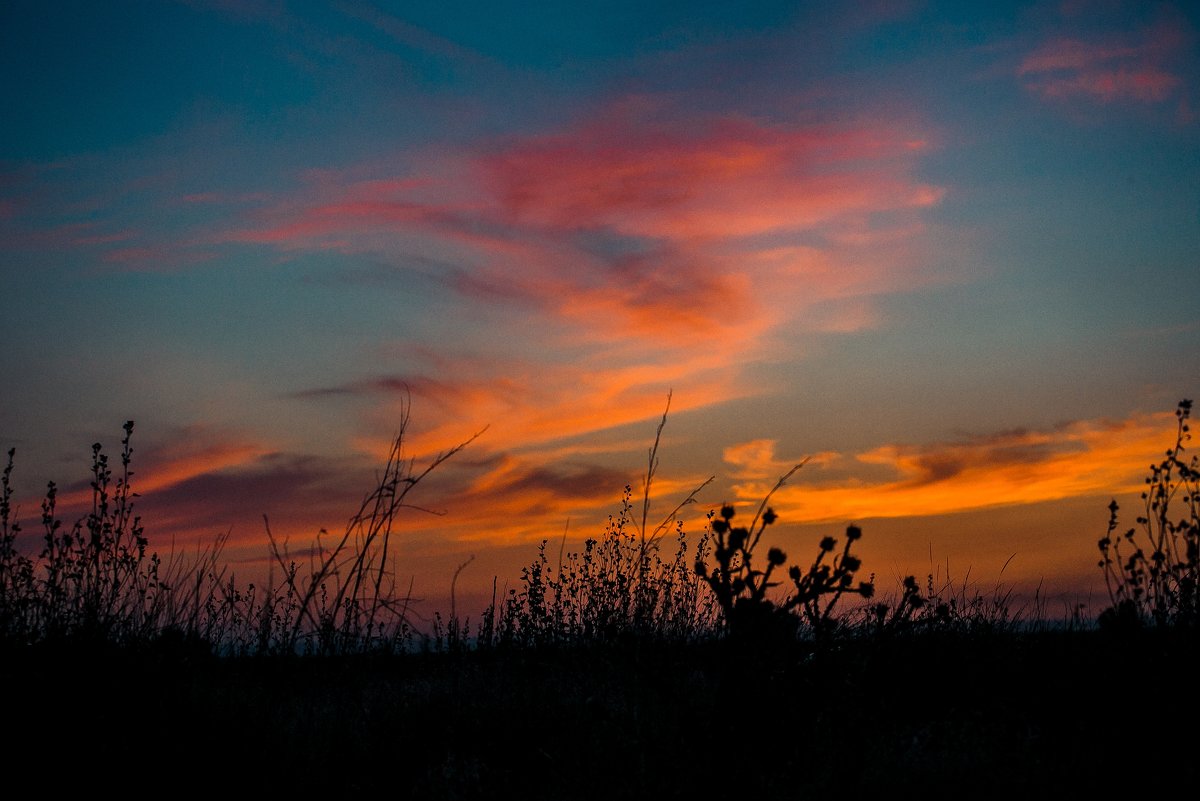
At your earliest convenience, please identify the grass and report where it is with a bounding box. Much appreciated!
[1,397,1197,796]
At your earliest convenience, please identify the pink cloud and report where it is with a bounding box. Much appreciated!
[177,191,272,206]
[465,109,943,350]
[478,114,942,240]
[1019,19,1189,105]
[219,105,942,354]
[213,102,945,474]
[72,228,138,246]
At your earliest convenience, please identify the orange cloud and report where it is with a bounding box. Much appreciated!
[726,410,1178,523]
[427,456,633,541]
[47,426,272,512]
[334,353,742,461]
[723,439,841,480]
[219,103,945,484]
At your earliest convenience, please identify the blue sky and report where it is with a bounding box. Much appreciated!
[2,0,1198,617]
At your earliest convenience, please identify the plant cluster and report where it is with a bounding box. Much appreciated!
[852,562,1040,637]
[1099,398,1199,628]
[0,422,174,646]
[684,456,879,640]
[697,500,878,640]
[0,404,481,656]
[478,487,719,648]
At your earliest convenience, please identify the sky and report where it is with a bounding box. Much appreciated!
[2,0,1198,624]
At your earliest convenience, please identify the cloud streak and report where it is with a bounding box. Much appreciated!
[725,409,1178,523]
[1019,17,1189,105]
[218,101,945,462]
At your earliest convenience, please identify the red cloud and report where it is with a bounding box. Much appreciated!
[479,113,941,240]
[219,105,941,354]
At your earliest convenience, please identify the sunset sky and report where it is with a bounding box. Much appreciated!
[2,1,1198,622]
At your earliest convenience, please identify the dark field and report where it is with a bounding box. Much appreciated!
[4,628,1197,798]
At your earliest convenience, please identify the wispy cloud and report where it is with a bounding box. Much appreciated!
[47,425,272,510]
[338,1,493,68]
[725,409,1178,522]
[191,99,951,502]
[307,354,741,458]
[100,244,218,270]
[133,436,689,555]
[479,109,941,240]
[1019,17,1189,105]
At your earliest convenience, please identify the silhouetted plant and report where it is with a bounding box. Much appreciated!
[857,557,1035,637]
[480,397,718,648]
[696,499,876,640]
[1098,399,1199,629]
[0,423,175,645]
[695,501,793,638]
[485,484,718,649]
[692,456,875,640]
[0,401,478,655]
[254,400,481,655]
[0,447,35,641]
[781,523,877,636]
[861,574,927,635]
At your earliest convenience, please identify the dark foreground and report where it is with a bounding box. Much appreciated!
[4,628,1197,799]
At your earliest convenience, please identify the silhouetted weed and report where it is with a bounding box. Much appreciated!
[696,491,875,641]
[1099,399,1199,629]
[0,403,480,655]
[0,422,172,646]
[482,482,719,648]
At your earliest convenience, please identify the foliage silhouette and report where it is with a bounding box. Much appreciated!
[3,396,1199,657]
[0,403,482,655]
[1098,398,1199,629]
